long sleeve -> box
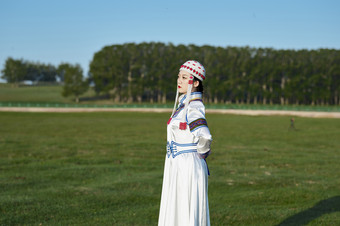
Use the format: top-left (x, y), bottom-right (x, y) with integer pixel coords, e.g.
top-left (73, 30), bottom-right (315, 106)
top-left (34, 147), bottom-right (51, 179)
top-left (187, 101), bottom-right (212, 155)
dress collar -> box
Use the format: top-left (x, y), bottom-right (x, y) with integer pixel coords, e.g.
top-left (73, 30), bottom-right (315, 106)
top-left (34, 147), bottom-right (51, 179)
top-left (178, 92), bottom-right (203, 105)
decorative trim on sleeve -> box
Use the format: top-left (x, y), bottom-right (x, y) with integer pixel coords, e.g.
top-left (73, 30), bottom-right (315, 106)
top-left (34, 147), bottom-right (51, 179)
top-left (189, 118), bottom-right (208, 131)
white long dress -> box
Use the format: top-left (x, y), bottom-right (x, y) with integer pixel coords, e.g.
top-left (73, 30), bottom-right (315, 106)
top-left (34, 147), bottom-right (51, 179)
top-left (158, 92), bottom-right (212, 226)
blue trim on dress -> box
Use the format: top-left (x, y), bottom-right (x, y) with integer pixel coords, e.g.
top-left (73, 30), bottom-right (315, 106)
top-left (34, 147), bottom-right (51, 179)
top-left (172, 104), bottom-right (185, 118)
top-left (191, 91), bottom-right (202, 95)
top-left (167, 141), bottom-right (198, 158)
top-left (172, 149), bottom-right (197, 158)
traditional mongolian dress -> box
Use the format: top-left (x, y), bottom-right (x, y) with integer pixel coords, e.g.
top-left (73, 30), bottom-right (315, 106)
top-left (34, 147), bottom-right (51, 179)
top-left (158, 92), bottom-right (212, 226)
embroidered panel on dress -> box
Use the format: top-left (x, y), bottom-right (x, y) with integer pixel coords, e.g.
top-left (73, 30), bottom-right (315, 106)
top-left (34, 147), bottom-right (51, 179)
top-left (189, 118), bottom-right (208, 131)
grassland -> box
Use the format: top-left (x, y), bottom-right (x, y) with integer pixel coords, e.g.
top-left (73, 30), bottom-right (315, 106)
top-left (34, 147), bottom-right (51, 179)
top-left (0, 84), bottom-right (95, 104)
top-left (0, 111), bottom-right (339, 225)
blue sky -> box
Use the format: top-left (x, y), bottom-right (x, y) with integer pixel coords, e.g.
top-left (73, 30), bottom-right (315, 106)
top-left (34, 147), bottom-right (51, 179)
top-left (1, 0), bottom-right (339, 80)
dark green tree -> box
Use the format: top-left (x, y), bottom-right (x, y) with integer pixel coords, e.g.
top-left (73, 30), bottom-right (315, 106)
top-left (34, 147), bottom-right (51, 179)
top-left (1, 58), bottom-right (27, 85)
top-left (58, 63), bottom-right (88, 103)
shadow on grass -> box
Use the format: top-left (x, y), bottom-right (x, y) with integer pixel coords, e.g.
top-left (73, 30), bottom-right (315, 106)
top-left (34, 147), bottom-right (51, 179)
top-left (79, 94), bottom-right (110, 102)
top-left (277, 196), bottom-right (340, 225)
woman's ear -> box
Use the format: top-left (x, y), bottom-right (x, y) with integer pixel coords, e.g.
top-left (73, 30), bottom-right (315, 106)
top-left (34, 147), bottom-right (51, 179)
top-left (194, 80), bottom-right (199, 88)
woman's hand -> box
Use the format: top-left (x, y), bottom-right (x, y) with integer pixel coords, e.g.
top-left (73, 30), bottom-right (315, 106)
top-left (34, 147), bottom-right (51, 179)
top-left (199, 150), bottom-right (211, 159)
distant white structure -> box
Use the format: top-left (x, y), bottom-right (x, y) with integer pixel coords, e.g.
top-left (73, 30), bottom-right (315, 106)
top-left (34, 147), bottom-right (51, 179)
top-left (21, 80), bottom-right (34, 85)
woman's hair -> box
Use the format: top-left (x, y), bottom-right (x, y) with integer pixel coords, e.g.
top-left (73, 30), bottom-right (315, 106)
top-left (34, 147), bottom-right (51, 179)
top-left (193, 77), bottom-right (204, 93)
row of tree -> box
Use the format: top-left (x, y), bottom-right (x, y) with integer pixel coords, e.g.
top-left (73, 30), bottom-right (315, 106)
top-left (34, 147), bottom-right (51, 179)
top-left (2, 42), bottom-right (340, 105)
top-left (90, 42), bottom-right (340, 105)
top-left (1, 58), bottom-right (88, 102)
top-left (1, 58), bottom-right (61, 83)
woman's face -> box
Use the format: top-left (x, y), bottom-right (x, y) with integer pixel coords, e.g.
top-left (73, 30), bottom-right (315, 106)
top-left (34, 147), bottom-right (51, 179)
top-left (177, 71), bottom-right (192, 94)
top-left (177, 71), bottom-right (199, 94)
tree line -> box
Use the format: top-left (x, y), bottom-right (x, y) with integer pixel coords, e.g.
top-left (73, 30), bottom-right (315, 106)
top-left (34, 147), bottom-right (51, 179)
top-left (1, 58), bottom-right (88, 102)
top-left (90, 42), bottom-right (340, 105)
top-left (2, 42), bottom-right (340, 105)
top-left (1, 58), bottom-right (61, 83)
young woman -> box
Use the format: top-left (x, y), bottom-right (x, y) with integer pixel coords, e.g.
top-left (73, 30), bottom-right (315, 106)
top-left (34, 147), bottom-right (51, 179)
top-left (158, 60), bottom-right (212, 226)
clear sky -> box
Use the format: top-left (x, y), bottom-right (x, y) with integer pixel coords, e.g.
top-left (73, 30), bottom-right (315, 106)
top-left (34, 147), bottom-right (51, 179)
top-left (1, 0), bottom-right (339, 80)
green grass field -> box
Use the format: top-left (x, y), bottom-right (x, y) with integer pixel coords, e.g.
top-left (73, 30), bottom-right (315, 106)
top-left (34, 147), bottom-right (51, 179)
top-left (0, 111), bottom-right (339, 225)
top-left (0, 84), bottom-right (95, 104)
